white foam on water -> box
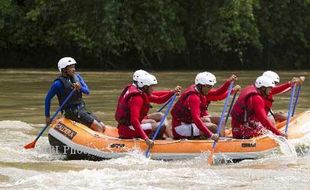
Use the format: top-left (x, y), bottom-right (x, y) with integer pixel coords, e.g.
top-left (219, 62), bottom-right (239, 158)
top-left (287, 130), bottom-right (310, 156)
top-left (0, 121), bottom-right (65, 163)
top-left (0, 141), bottom-right (65, 163)
top-left (0, 162), bottom-right (223, 190)
top-left (0, 120), bottom-right (34, 130)
top-left (2, 156), bottom-right (310, 190)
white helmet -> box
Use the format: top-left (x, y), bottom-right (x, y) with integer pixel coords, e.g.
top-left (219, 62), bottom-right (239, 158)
top-left (133, 69), bottom-right (149, 81)
top-left (263, 71), bottom-right (280, 83)
top-left (195, 72), bottom-right (217, 86)
top-left (58, 57), bottom-right (77, 72)
top-left (137, 74), bottom-right (158, 88)
top-left (255, 75), bottom-right (275, 88)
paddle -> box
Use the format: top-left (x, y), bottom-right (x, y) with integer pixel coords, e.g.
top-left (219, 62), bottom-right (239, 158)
top-left (157, 95), bottom-right (175, 112)
top-left (284, 84), bottom-right (296, 134)
top-left (24, 89), bottom-right (76, 149)
top-left (291, 85), bottom-right (301, 117)
top-left (145, 94), bottom-right (177, 158)
top-left (224, 92), bottom-right (238, 124)
top-left (208, 82), bottom-right (234, 165)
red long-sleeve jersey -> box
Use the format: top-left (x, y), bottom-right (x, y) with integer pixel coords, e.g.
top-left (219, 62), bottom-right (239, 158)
top-left (270, 81), bottom-right (292, 99)
top-left (186, 95), bottom-right (213, 137)
top-left (247, 95), bottom-right (282, 135)
top-left (126, 90), bottom-right (174, 139)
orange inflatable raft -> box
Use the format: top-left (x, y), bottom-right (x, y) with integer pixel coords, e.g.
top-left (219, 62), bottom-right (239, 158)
top-left (48, 111), bottom-right (310, 161)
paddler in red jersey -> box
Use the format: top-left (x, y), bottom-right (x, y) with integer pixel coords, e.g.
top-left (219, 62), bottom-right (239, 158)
top-left (171, 71), bottom-right (237, 140)
top-left (115, 73), bottom-right (179, 147)
top-left (115, 69), bottom-right (181, 139)
top-left (262, 71), bottom-right (305, 124)
top-left (231, 75), bottom-right (289, 139)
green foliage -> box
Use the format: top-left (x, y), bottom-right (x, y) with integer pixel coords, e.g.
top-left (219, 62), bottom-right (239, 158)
top-left (199, 1), bottom-right (260, 51)
top-left (256, 0), bottom-right (310, 68)
top-left (0, 0), bottom-right (309, 69)
top-left (180, 0), bottom-right (261, 64)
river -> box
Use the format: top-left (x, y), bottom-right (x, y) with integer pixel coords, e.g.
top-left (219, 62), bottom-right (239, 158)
top-left (0, 69), bottom-right (309, 189)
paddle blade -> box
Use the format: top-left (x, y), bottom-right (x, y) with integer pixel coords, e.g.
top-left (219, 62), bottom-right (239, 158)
top-left (24, 141), bottom-right (36, 149)
top-left (145, 150), bottom-right (150, 158)
top-left (208, 149), bottom-right (214, 165)
top-left (145, 145), bottom-right (151, 158)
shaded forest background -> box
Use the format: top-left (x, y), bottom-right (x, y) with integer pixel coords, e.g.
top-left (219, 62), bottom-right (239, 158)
top-left (0, 0), bottom-right (309, 70)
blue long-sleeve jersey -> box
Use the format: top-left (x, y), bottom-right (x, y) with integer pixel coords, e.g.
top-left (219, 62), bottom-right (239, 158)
top-left (45, 74), bottom-right (90, 117)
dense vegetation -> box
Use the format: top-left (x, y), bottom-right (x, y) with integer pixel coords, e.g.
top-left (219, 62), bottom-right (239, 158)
top-left (0, 0), bottom-right (309, 70)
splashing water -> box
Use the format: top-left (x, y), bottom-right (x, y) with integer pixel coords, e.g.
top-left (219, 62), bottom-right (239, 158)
top-left (2, 121), bottom-right (310, 189)
top-left (262, 130), bottom-right (297, 157)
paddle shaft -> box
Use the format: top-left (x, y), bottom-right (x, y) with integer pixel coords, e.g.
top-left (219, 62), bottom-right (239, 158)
top-left (291, 85), bottom-right (301, 117)
top-left (208, 82), bottom-right (234, 165)
top-left (145, 94), bottom-right (177, 157)
top-left (157, 95), bottom-right (174, 112)
top-left (212, 82), bottom-right (234, 148)
top-left (34, 89), bottom-right (76, 143)
top-left (285, 84), bottom-right (296, 134)
top-left (224, 92), bottom-right (238, 124)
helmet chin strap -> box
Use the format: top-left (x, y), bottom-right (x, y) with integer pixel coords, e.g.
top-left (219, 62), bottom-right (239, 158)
top-left (139, 86), bottom-right (148, 93)
top-left (195, 84), bottom-right (202, 94)
top-left (196, 84), bottom-right (203, 94)
top-left (61, 68), bottom-right (69, 77)
top-left (260, 87), bottom-right (268, 97)
top-left (196, 84), bottom-right (211, 95)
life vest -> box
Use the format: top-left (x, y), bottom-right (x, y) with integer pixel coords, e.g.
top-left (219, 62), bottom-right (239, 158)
top-left (231, 85), bottom-right (270, 123)
top-left (55, 75), bottom-right (83, 110)
top-left (116, 84), bottom-right (131, 107)
top-left (171, 85), bottom-right (206, 124)
top-left (115, 85), bottom-right (151, 125)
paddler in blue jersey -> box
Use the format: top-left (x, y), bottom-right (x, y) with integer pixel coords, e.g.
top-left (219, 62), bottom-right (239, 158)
top-left (45, 57), bottom-right (105, 132)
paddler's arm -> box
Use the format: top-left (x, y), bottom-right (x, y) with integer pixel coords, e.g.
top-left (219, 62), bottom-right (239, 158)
top-left (45, 81), bottom-right (62, 125)
top-left (188, 95), bottom-right (218, 141)
top-left (270, 81), bottom-right (291, 95)
top-left (207, 85), bottom-right (240, 101)
top-left (207, 75), bottom-right (237, 96)
top-left (129, 95), bottom-right (155, 147)
top-left (152, 90), bottom-right (170, 96)
top-left (72, 74), bottom-right (90, 95)
top-left (149, 91), bottom-right (175, 104)
top-left (129, 95), bottom-right (149, 140)
top-left (251, 96), bottom-right (287, 138)
top-left (152, 86), bottom-right (182, 96)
